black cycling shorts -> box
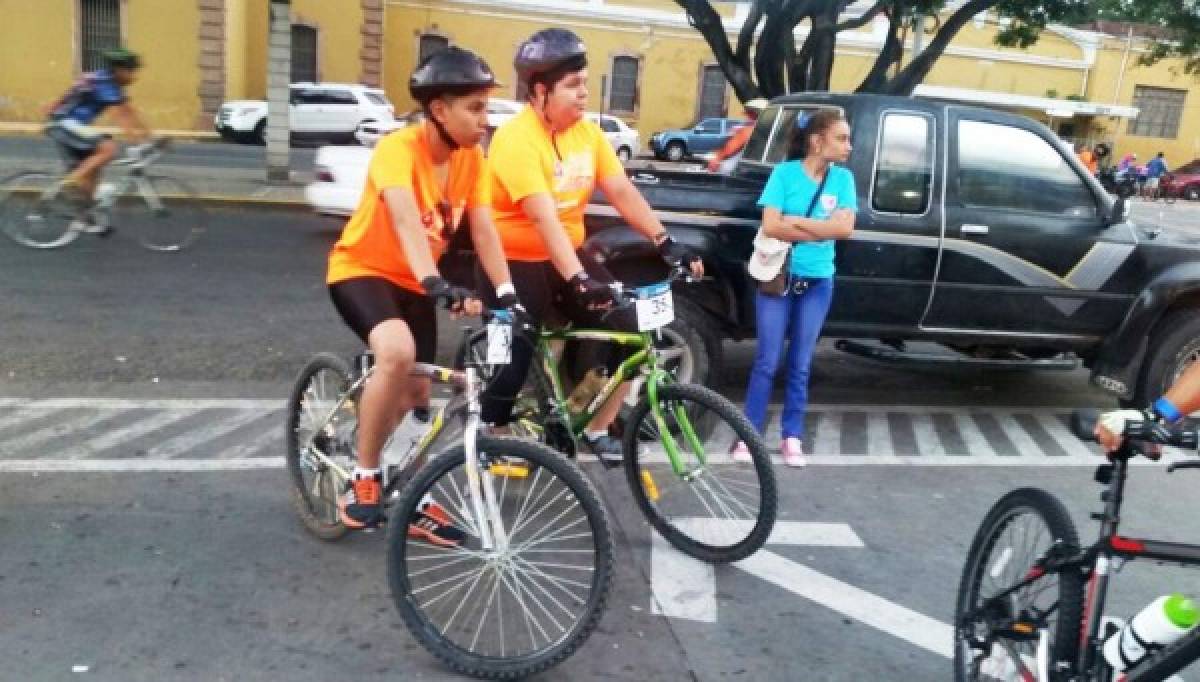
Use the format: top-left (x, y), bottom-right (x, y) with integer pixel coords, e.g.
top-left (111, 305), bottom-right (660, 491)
top-left (45, 120), bottom-right (111, 167)
top-left (328, 277), bottom-right (437, 363)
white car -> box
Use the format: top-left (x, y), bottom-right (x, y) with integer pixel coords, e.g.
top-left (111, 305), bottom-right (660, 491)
top-left (352, 98), bottom-right (524, 148)
top-left (306, 144), bottom-right (373, 217)
top-left (214, 83), bottom-right (395, 145)
top-left (586, 113), bottom-right (640, 162)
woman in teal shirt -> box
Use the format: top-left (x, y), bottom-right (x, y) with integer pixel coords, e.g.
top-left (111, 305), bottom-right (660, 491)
top-left (734, 108), bottom-right (856, 467)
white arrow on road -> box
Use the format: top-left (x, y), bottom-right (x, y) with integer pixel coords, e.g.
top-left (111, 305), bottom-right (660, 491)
top-left (650, 519), bottom-right (954, 659)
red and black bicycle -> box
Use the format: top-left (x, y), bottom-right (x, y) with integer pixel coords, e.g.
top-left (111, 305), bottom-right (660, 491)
top-left (954, 410), bottom-right (1200, 681)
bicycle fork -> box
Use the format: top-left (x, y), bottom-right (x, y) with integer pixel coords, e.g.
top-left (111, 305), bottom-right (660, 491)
top-left (463, 368), bottom-right (510, 553)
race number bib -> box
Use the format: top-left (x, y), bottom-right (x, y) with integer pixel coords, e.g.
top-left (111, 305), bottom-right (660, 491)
top-left (634, 282), bottom-right (674, 331)
top-left (486, 313), bottom-right (513, 365)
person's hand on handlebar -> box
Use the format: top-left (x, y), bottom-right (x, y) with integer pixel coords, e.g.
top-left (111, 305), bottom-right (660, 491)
top-left (655, 234), bottom-right (704, 280)
top-left (1095, 406), bottom-right (1174, 454)
top-left (422, 275), bottom-right (482, 317)
top-left (568, 272), bottom-right (617, 311)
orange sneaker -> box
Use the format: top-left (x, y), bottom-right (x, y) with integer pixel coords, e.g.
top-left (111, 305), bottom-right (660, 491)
top-left (338, 473), bottom-right (384, 529)
top-left (407, 503), bottom-right (468, 548)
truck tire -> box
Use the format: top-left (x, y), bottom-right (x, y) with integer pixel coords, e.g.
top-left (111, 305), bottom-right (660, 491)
top-left (665, 297), bottom-right (722, 387)
top-left (1130, 309), bottom-right (1200, 407)
top-left (251, 119), bottom-right (266, 145)
top-left (665, 141), bottom-right (686, 163)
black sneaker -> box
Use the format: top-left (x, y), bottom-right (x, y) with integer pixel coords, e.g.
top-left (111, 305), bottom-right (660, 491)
top-left (338, 473), bottom-right (384, 530)
top-left (583, 433), bottom-right (624, 465)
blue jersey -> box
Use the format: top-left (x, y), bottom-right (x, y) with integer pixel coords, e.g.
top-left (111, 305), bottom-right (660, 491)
top-left (1147, 157), bottom-right (1168, 179)
top-left (49, 70), bottom-right (126, 125)
top-left (756, 161), bottom-right (857, 278)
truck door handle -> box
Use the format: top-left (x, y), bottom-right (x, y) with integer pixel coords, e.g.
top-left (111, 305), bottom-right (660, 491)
top-left (961, 224), bottom-right (990, 236)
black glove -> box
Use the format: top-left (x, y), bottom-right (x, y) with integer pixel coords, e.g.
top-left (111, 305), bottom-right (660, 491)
top-left (421, 275), bottom-right (475, 311)
top-left (657, 234), bottom-right (701, 270)
top-left (568, 272), bottom-right (617, 309)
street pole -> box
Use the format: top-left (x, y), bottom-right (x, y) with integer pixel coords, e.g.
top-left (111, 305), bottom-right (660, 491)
top-left (266, 0), bottom-right (291, 184)
top-left (912, 14), bottom-right (925, 57)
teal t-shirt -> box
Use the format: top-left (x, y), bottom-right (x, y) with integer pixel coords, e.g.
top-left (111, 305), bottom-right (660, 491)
top-left (756, 161), bottom-right (857, 278)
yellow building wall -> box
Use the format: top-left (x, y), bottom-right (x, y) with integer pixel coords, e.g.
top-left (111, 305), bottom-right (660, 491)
top-left (125, 0), bottom-right (202, 129)
top-left (0, 0), bottom-right (76, 121)
top-left (226, 0), bottom-right (250, 100)
top-left (292, 0), bottom-right (365, 83)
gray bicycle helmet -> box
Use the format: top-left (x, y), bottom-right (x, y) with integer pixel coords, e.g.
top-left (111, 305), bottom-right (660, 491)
top-left (409, 46), bottom-right (499, 102)
top-left (514, 28), bottom-right (587, 86)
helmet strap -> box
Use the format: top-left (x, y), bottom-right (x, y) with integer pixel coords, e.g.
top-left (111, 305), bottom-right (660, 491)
top-left (422, 101), bottom-right (460, 151)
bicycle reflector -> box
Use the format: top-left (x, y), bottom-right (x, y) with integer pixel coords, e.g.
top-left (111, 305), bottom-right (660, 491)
top-left (641, 468), bottom-right (660, 502)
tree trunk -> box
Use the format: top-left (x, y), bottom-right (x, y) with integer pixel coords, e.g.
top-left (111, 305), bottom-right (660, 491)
top-left (856, 10), bottom-right (905, 93)
top-left (266, 0), bottom-right (291, 184)
top-left (676, 0), bottom-right (761, 101)
top-left (881, 0), bottom-right (992, 95)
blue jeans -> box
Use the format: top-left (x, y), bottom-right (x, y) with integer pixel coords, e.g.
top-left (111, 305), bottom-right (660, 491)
top-left (743, 277), bottom-right (834, 440)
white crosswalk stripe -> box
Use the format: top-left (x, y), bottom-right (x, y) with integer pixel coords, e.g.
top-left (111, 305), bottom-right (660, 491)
top-left (0, 398), bottom-right (1164, 468)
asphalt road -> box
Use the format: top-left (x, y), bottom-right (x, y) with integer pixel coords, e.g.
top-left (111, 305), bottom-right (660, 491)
top-left (5, 205), bottom-right (1200, 681)
top-left (0, 136), bottom-right (318, 171)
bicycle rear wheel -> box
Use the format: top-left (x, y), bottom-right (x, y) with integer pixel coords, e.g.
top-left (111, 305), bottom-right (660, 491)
top-left (115, 175), bottom-right (205, 252)
top-left (623, 382), bottom-right (776, 563)
top-left (954, 487), bottom-right (1083, 681)
top-left (285, 353), bottom-right (359, 541)
top-left (0, 172), bottom-right (80, 249)
top-left (388, 436), bottom-right (613, 680)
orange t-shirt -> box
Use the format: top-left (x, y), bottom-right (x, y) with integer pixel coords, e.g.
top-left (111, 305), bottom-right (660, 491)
top-left (327, 123), bottom-right (489, 292)
top-left (714, 124), bottom-right (754, 163)
top-left (487, 105), bottom-right (625, 262)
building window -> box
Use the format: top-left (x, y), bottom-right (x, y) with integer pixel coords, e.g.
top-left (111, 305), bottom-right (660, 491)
top-left (291, 25), bottom-right (318, 83)
top-left (1129, 85), bottom-right (1186, 139)
top-left (418, 33), bottom-right (449, 64)
top-left (697, 64), bottom-right (727, 120)
top-left (608, 55), bottom-right (640, 113)
top-left (80, 0), bottom-right (122, 72)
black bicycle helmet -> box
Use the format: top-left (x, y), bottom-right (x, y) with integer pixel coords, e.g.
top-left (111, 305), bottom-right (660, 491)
top-left (409, 46), bottom-right (498, 102)
top-left (409, 47), bottom-right (498, 149)
top-left (103, 47), bottom-right (141, 70)
top-left (514, 28), bottom-right (587, 86)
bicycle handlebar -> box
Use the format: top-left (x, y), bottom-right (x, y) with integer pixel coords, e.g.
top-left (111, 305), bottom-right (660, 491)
top-left (1070, 409), bottom-right (1199, 449)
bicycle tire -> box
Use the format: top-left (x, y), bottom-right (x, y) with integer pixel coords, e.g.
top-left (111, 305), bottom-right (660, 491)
top-left (285, 353), bottom-right (358, 541)
top-left (0, 171), bottom-right (80, 249)
top-left (116, 175), bottom-right (205, 252)
top-left (387, 436), bottom-right (614, 680)
top-left (623, 382), bottom-right (777, 563)
top-left (954, 487), bottom-right (1084, 682)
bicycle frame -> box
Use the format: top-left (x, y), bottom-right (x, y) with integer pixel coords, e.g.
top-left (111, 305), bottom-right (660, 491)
top-left (967, 449), bottom-right (1200, 681)
top-left (533, 326), bottom-right (706, 478)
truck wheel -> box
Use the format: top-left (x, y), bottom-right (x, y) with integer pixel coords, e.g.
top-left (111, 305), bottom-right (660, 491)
top-left (251, 120), bottom-right (266, 145)
top-left (662, 298), bottom-right (722, 387)
top-left (1130, 309), bottom-right (1200, 407)
top-left (1186, 186), bottom-right (1200, 201)
top-left (665, 141), bottom-right (686, 163)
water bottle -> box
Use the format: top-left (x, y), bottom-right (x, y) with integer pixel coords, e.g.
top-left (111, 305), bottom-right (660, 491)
top-left (94, 181), bottom-right (118, 209)
top-left (1103, 594), bottom-right (1199, 671)
top-left (566, 367), bottom-right (608, 414)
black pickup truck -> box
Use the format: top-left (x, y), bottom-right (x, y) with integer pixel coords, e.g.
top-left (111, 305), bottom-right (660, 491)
top-left (581, 92), bottom-right (1200, 407)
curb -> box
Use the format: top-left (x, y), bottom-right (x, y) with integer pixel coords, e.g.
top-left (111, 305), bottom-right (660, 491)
top-left (0, 122), bottom-right (221, 143)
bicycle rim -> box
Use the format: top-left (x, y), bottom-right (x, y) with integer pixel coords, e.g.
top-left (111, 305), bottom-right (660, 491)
top-left (286, 354), bottom-right (358, 541)
top-left (388, 437), bottom-right (612, 679)
top-left (0, 172), bottom-right (79, 249)
top-left (954, 489), bottom-right (1082, 681)
top-left (623, 382), bottom-right (776, 563)
top-left (117, 176), bottom-right (204, 252)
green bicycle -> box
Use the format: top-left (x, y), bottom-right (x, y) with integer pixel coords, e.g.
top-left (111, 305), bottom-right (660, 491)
top-left (459, 271), bottom-right (777, 564)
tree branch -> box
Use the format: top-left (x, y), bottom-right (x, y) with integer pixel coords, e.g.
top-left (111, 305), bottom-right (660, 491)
top-left (883, 0), bottom-right (994, 95)
top-left (735, 0), bottom-right (764, 65)
top-left (833, 0), bottom-right (890, 32)
top-left (675, 0), bottom-right (760, 101)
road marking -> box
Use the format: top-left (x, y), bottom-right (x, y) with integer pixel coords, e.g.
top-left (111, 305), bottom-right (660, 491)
top-left (954, 414), bottom-right (997, 457)
top-left (143, 409), bottom-right (277, 458)
top-left (649, 518), bottom-right (953, 658)
top-left (866, 412), bottom-right (891, 455)
top-left (0, 458), bottom-right (284, 472)
top-left (812, 411), bottom-right (841, 455)
top-left (650, 520), bottom-right (864, 623)
top-left (62, 410), bottom-right (198, 459)
top-left (25, 398), bottom-right (285, 409)
top-left (0, 410), bottom-right (113, 453)
top-left (910, 414), bottom-right (945, 456)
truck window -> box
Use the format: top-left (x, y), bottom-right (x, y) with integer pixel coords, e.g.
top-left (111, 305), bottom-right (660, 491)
top-left (873, 113), bottom-right (934, 214)
top-left (742, 106), bottom-right (779, 162)
top-left (765, 107), bottom-right (824, 164)
top-left (957, 120), bottom-right (1096, 218)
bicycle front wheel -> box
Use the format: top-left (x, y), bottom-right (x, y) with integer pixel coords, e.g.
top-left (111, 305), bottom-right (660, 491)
top-left (285, 353), bottom-right (359, 541)
top-left (115, 175), bottom-right (205, 252)
top-left (954, 487), bottom-right (1083, 682)
top-left (0, 172), bottom-right (80, 249)
top-left (388, 436), bottom-right (613, 680)
top-left (623, 382), bottom-right (776, 563)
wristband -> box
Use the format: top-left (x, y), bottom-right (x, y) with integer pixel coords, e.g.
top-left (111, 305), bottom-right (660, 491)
top-left (495, 282), bottom-right (516, 300)
top-left (1153, 397), bottom-right (1183, 424)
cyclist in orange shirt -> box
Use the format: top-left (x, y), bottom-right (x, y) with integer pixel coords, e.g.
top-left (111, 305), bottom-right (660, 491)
top-left (326, 48), bottom-right (516, 536)
top-left (477, 29), bottom-right (703, 462)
